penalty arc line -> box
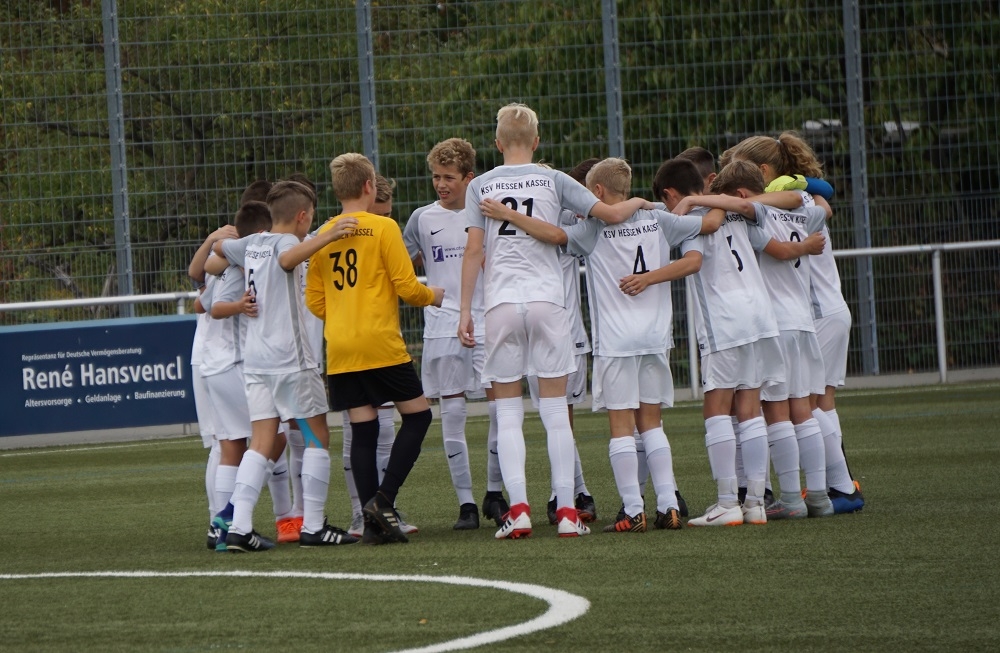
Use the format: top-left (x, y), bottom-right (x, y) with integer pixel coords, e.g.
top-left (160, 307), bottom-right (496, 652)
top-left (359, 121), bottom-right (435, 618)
top-left (0, 570), bottom-right (590, 653)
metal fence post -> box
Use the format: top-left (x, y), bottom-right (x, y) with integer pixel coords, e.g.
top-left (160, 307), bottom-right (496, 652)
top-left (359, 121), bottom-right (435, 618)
top-left (356, 0), bottom-right (379, 171)
top-left (101, 0), bottom-right (134, 316)
top-left (601, 0), bottom-right (625, 159)
top-left (842, 0), bottom-right (878, 374)
top-left (932, 249), bottom-right (947, 383)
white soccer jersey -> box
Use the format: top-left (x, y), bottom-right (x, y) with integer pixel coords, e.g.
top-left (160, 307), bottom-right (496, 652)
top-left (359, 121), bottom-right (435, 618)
top-left (190, 310), bottom-right (209, 367)
top-left (681, 208), bottom-right (779, 354)
top-left (404, 201), bottom-right (485, 339)
top-left (755, 202), bottom-right (828, 333)
top-left (565, 208), bottom-right (702, 357)
top-left (199, 263), bottom-right (246, 377)
top-left (797, 193), bottom-right (850, 319)
top-left (465, 164), bottom-right (599, 311)
top-left (557, 210), bottom-right (591, 355)
top-left (300, 232), bottom-right (325, 367)
top-left (221, 232), bottom-right (319, 375)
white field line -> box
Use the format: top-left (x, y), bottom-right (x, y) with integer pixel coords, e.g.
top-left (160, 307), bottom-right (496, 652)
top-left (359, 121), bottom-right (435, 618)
top-left (0, 438), bottom-right (194, 458)
top-left (0, 570), bottom-right (590, 653)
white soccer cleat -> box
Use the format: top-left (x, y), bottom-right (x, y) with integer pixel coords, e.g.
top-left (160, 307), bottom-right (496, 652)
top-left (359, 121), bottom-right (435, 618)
top-left (742, 503), bottom-right (767, 525)
top-left (495, 505), bottom-right (532, 540)
top-left (805, 491), bottom-right (835, 518)
top-left (556, 516), bottom-right (591, 538)
top-left (348, 512), bottom-right (364, 538)
top-left (765, 499), bottom-right (808, 520)
top-left (687, 503), bottom-right (744, 527)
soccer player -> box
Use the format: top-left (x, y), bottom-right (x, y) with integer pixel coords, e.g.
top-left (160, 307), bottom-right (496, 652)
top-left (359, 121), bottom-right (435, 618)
top-left (483, 157), bottom-right (722, 532)
top-left (705, 159), bottom-right (833, 521)
top-left (459, 103), bottom-right (653, 539)
top-left (207, 180), bottom-right (360, 551)
top-left (306, 153), bottom-right (444, 545)
top-left (403, 137), bottom-right (505, 530)
top-left (721, 134), bottom-right (863, 513)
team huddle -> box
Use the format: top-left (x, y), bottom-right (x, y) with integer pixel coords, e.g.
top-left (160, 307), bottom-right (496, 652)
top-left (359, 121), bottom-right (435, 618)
top-left (189, 102), bottom-right (865, 552)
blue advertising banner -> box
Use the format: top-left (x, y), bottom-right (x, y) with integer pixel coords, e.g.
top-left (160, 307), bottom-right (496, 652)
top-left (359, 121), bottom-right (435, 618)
top-left (1, 315), bottom-right (197, 437)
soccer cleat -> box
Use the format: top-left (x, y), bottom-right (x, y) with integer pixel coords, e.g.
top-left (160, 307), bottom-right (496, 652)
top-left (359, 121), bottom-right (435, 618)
top-left (653, 508), bottom-right (682, 530)
top-left (206, 526), bottom-right (218, 550)
top-left (805, 490), bottom-right (835, 518)
top-left (299, 520), bottom-right (358, 547)
top-left (546, 498), bottom-right (558, 525)
top-left (764, 488), bottom-right (777, 510)
top-left (740, 486), bottom-right (776, 507)
top-left (765, 499), bottom-right (808, 520)
top-left (687, 503), bottom-right (744, 527)
top-left (211, 514), bottom-right (232, 553)
top-left (481, 491), bottom-right (510, 528)
top-left (575, 493), bottom-right (597, 523)
top-left (363, 492), bottom-right (409, 543)
top-left (226, 530), bottom-right (275, 553)
top-left (829, 487), bottom-right (865, 514)
top-left (742, 503), bottom-right (767, 525)
top-left (603, 511), bottom-right (647, 533)
top-left (395, 510), bottom-right (419, 535)
top-left (495, 503), bottom-right (532, 540)
top-left (675, 491), bottom-right (689, 519)
top-left (453, 503), bottom-right (480, 530)
top-left (556, 507), bottom-right (591, 538)
top-left (348, 513), bottom-right (364, 538)
top-left (361, 522), bottom-right (393, 546)
top-left (275, 516), bottom-right (302, 544)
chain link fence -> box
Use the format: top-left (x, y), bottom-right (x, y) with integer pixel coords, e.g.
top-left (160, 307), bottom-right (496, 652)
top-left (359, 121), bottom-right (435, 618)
top-left (3, 1), bottom-right (998, 381)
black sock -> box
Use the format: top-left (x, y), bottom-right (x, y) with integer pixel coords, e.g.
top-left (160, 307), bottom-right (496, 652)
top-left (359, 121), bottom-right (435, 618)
top-left (379, 409), bottom-right (432, 503)
top-left (350, 418), bottom-right (380, 507)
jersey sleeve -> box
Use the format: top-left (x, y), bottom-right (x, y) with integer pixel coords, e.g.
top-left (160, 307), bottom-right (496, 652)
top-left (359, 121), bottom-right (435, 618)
top-left (383, 220), bottom-right (435, 307)
top-left (654, 210), bottom-right (704, 248)
top-left (563, 219), bottom-right (602, 258)
top-left (220, 237), bottom-right (248, 267)
top-left (746, 218), bottom-right (773, 252)
top-left (464, 182), bottom-right (486, 232)
top-left (680, 233), bottom-right (707, 256)
top-left (403, 207), bottom-right (423, 259)
top-left (199, 274), bottom-right (217, 314)
top-left (214, 266), bottom-right (245, 303)
top-left (554, 170), bottom-right (600, 217)
top-left (804, 206), bottom-right (828, 234)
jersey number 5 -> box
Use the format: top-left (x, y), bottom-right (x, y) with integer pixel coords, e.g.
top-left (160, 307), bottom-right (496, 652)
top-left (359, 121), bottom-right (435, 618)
top-left (726, 235), bottom-right (744, 272)
top-left (497, 197), bottom-right (534, 235)
top-left (330, 249), bottom-right (359, 290)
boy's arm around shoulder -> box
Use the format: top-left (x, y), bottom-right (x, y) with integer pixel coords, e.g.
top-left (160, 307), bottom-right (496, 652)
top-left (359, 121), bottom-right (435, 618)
top-left (763, 232), bottom-right (826, 260)
top-left (619, 249), bottom-right (703, 296)
top-left (480, 198), bottom-right (567, 245)
top-left (587, 196), bottom-right (655, 225)
top-left (278, 217), bottom-right (359, 270)
top-left (190, 225), bottom-right (238, 282)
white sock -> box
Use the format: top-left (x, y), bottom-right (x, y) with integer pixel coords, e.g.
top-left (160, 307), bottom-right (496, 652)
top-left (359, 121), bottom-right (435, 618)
top-left (639, 427), bottom-right (679, 512)
top-left (205, 441), bottom-right (221, 518)
top-left (573, 444), bottom-right (589, 496)
top-left (231, 450), bottom-right (268, 535)
top-left (214, 464), bottom-right (238, 512)
top-left (818, 408), bottom-right (854, 493)
top-left (767, 421), bottom-right (801, 501)
top-left (737, 417), bottom-right (769, 504)
top-left (795, 419), bottom-right (827, 493)
top-left (704, 415), bottom-right (737, 505)
top-left (486, 401), bottom-right (502, 492)
top-left (287, 428), bottom-right (306, 516)
top-left (732, 416), bottom-right (747, 489)
top-left (441, 396), bottom-right (474, 506)
top-left (376, 409), bottom-right (395, 484)
top-left (342, 412), bottom-right (362, 517)
top-left (633, 428), bottom-right (649, 494)
top-left (495, 397), bottom-right (527, 506)
top-left (609, 437), bottom-right (643, 517)
top-left (538, 396), bottom-right (574, 511)
top-left (268, 449), bottom-right (293, 520)
top-left (301, 447), bottom-right (331, 534)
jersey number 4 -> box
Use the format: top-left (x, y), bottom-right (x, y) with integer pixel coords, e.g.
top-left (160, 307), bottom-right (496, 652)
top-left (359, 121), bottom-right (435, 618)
top-left (497, 197), bottom-right (534, 235)
top-left (329, 249), bottom-right (359, 290)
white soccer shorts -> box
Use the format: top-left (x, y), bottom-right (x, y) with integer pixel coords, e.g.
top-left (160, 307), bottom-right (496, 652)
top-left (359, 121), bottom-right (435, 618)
top-left (191, 366), bottom-right (216, 448)
top-left (482, 302), bottom-right (575, 383)
top-left (700, 337), bottom-right (786, 393)
top-left (592, 352), bottom-right (674, 411)
top-left (244, 369), bottom-right (329, 422)
top-left (421, 336), bottom-right (486, 399)
top-left (815, 308), bottom-right (851, 388)
top-left (527, 353), bottom-right (588, 407)
top-left (760, 330), bottom-right (826, 402)
top-left (203, 364), bottom-right (253, 441)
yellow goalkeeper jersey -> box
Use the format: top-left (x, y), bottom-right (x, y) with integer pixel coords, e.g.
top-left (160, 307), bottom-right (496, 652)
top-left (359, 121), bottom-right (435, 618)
top-left (306, 212), bottom-right (435, 374)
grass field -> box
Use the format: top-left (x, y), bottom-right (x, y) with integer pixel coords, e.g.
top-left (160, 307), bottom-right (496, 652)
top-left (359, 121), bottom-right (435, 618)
top-left (2, 382), bottom-right (999, 652)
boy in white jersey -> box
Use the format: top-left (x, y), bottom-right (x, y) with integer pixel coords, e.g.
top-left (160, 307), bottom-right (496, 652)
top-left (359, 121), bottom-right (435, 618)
top-left (206, 180), bottom-right (359, 551)
top-left (459, 103), bottom-right (654, 539)
top-left (708, 160), bottom-right (834, 521)
top-left (485, 157), bottom-right (722, 532)
top-left (524, 158), bottom-right (599, 527)
top-left (404, 138), bottom-right (509, 531)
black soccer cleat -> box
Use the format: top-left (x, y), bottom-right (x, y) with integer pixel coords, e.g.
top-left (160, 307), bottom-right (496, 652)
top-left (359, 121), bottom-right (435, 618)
top-left (546, 498), bottom-right (558, 525)
top-left (299, 520), bottom-right (359, 547)
top-left (363, 491), bottom-right (409, 543)
top-left (481, 491), bottom-right (510, 528)
top-left (575, 493), bottom-right (597, 522)
top-left (675, 490), bottom-right (689, 519)
top-left (453, 503), bottom-right (480, 530)
top-left (225, 530), bottom-right (275, 553)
